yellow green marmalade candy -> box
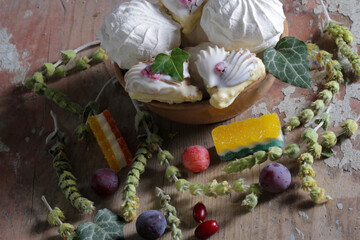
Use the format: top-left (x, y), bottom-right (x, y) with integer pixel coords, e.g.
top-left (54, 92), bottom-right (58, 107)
top-left (212, 113), bottom-right (284, 161)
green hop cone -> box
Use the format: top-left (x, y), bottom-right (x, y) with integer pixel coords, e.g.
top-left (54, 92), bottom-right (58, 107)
top-left (325, 60), bottom-right (341, 72)
top-left (47, 207), bottom-right (66, 226)
top-left (307, 43), bottom-right (320, 60)
top-left (92, 48), bottom-right (108, 63)
top-left (54, 65), bottom-right (67, 78)
top-left (316, 50), bottom-right (332, 67)
top-left (301, 176), bottom-right (317, 191)
top-left (321, 131), bottom-right (337, 148)
top-left (299, 164), bottom-right (315, 179)
top-left (254, 151), bottom-right (268, 164)
top-left (300, 109), bottom-right (314, 124)
top-left (203, 179), bottom-right (218, 197)
top-left (268, 146), bottom-right (283, 161)
top-left (317, 90), bottom-right (333, 105)
top-left (33, 72), bottom-right (44, 83)
top-left (241, 193), bottom-right (258, 211)
top-left (214, 181), bottom-right (232, 196)
top-left (310, 100), bottom-right (325, 115)
top-left (301, 128), bottom-right (318, 144)
top-left (315, 113), bottom-right (330, 130)
top-left (75, 56), bottom-right (91, 70)
top-left (341, 119), bottom-right (358, 137)
top-left (284, 116), bottom-right (301, 133)
top-left (298, 153), bottom-right (314, 165)
top-left (232, 178), bottom-right (249, 193)
top-left (189, 183), bottom-right (203, 196)
top-left (310, 187), bottom-right (325, 204)
top-left (61, 50), bottom-right (76, 65)
top-left (175, 179), bottom-right (190, 194)
top-left (249, 183), bottom-right (262, 196)
top-left (41, 63), bottom-right (55, 77)
top-left (165, 166), bottom-right (180, 182)
top-left (284, 143), bottom-right (300, 159)
top-left (325, 81), bottom-right (340, 94)
top-left (24, 76), bottom-right (36, 89)
top-left (58, 223), bottom-right (75, 238)
top-left (328, 70), bottom-right (344, 83)
top-left (157, 150), bottom-right (174, 165)
top-left (307, 142), bottom-right (322, 159)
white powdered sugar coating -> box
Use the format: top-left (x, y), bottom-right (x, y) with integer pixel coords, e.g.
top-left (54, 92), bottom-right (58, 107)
top-left (200, 0), bottom-right (285, 53)
top-left (97, 0), bottom-right (181, 69)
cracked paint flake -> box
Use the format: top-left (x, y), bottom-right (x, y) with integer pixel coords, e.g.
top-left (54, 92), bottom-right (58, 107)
top-left (295, 227), bottom-right (305, 240)
top-left (23, 10), bottom-right (32, 19)
top-left (298, 211), bottom-right (310, 220)
top-left (0, 137), bottom-right (10, 152)
top-left (337, 203), bottom-right (343, 210)
top-left (0, 28), bottom-right (29, 83)
top-left (251, 102), bottom-right (270, 117)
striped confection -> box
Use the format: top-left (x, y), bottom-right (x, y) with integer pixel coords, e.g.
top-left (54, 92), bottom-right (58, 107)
top-left (88, 110), bottom-right (132, 172)
top-left (212, 113), bottom-right (284, 161)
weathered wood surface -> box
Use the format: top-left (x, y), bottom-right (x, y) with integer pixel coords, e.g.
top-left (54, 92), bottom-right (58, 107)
top-left (0, 0), bottom-right (359, 239)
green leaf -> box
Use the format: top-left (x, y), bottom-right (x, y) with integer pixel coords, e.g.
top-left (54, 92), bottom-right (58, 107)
top-left (76, 208), bottom-right (125, 240)
top-left (151, 48), bottom-right (190, 82)
top-left (264, 36), bottom-right (311, 89)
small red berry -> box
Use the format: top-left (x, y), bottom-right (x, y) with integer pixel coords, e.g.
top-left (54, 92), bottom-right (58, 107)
top-left (195, 220), bottom-right (219, 239)
top-left (193, 202), bottom-right (207, 222)
top-left (182, 145), bottom-right (210, 173)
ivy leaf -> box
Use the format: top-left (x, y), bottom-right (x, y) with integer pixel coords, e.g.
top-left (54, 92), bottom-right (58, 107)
top-left (151, 48), bottom-right (190, 81)
top-left (264, 36), bottom-right (311, 89)
top-left (76, 208), bottom-right (125, 240)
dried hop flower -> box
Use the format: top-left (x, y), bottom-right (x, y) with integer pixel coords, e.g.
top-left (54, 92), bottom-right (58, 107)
top-left (321, 131), bottom-right (337, 148)
top-left (341, 119), bottom-right (358, 137)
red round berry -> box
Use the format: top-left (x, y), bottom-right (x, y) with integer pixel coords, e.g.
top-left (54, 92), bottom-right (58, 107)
top-left (195, 220), bottom-right (219, 239)
top-left (182, 145), bottom-right (210, 173)
top-left (193, 202), bottom-right (207, 222)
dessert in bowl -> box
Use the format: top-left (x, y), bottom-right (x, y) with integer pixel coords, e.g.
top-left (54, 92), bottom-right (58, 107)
top-left (100, 0), bottom-right (288, 124)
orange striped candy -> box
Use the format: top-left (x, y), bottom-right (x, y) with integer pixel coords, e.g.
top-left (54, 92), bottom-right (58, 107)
top-left (88, 110), bottom-right (132, 172)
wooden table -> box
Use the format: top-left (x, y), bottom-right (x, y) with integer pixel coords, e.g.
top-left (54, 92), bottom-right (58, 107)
top-left (0, 0), bottom-right (359, 239)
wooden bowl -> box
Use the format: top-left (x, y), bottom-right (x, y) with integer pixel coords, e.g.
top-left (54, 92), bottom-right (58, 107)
top-left (114, 21), bottom-right (288, 125)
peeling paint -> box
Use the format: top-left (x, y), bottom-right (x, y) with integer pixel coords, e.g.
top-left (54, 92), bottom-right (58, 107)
top-left (290, 234), bottom-right (295, 240)
top-left (251, 102), bottom-right (270, 117)
top-left (337, 203), bottom-right (343, 210)
top-left (326, 0), bottom-right (360, 45)
top-left (23, 10), bottom-right (33, 19)
top-left (298, 211), bottom-right (310, 220)
top-left (335, 220), bottom-right (342, 232)
top-left (0, 137), bottom-right (10, 152)
top-left (325, 138), bottom-right (360, 171)
top-left (25, 137), bottom-right (30, 143)
top-left (272, 86), bottom-right (311, 122)
top-left (0, 28), bottom-right (29, 83)
top-left (295, 227), bottom-right (305, 240)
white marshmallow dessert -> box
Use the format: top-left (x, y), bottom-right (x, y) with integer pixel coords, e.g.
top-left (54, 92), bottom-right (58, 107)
top-left (200, 0), bottom-right (285, 53)
top-left (98, 0), bottom-right (181, 69)
top-left (160, 0), bottom-right (207, 34)
top-left (195, 46), bottom-right (266, 109)
top-left (125, 59), bottom-right (203, 104)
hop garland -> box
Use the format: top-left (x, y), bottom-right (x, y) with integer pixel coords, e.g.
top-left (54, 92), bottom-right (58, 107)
top-left (156, 187), bottom-right (183, 240)
top-left (41, 196), bottom-right (79, 240)
top-left (222, 144), bottom-right (300, 174)
top-left (46, 111), bottom-right (94, 214)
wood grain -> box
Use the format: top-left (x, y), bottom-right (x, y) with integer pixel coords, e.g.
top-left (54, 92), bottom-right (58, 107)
top-left (0, 1), bottom-right (359, 240)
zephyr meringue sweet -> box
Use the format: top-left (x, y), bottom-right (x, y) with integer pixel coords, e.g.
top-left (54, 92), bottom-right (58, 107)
top-left (200, 0), bottom-right (285, 53)
top-left (97, 0), bottom-right (181, 69)
top-left (160, 0), bottom-right (207, 34)
top-left (125, 59), bottom-right (202, 104)
top-left (195, 46), bottom-right (266, 109)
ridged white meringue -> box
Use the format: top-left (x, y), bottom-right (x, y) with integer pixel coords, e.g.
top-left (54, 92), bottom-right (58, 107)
top-left (97, 0), bottom-right (181, 69)
top-left (125, 61), bottom-right (202, 104)
top-left (160, 0), bottom-right (207, 34)
top-left (195, 46), bottom-right (266, 109)
top-left (200, 0), bottom-right (285, 53)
